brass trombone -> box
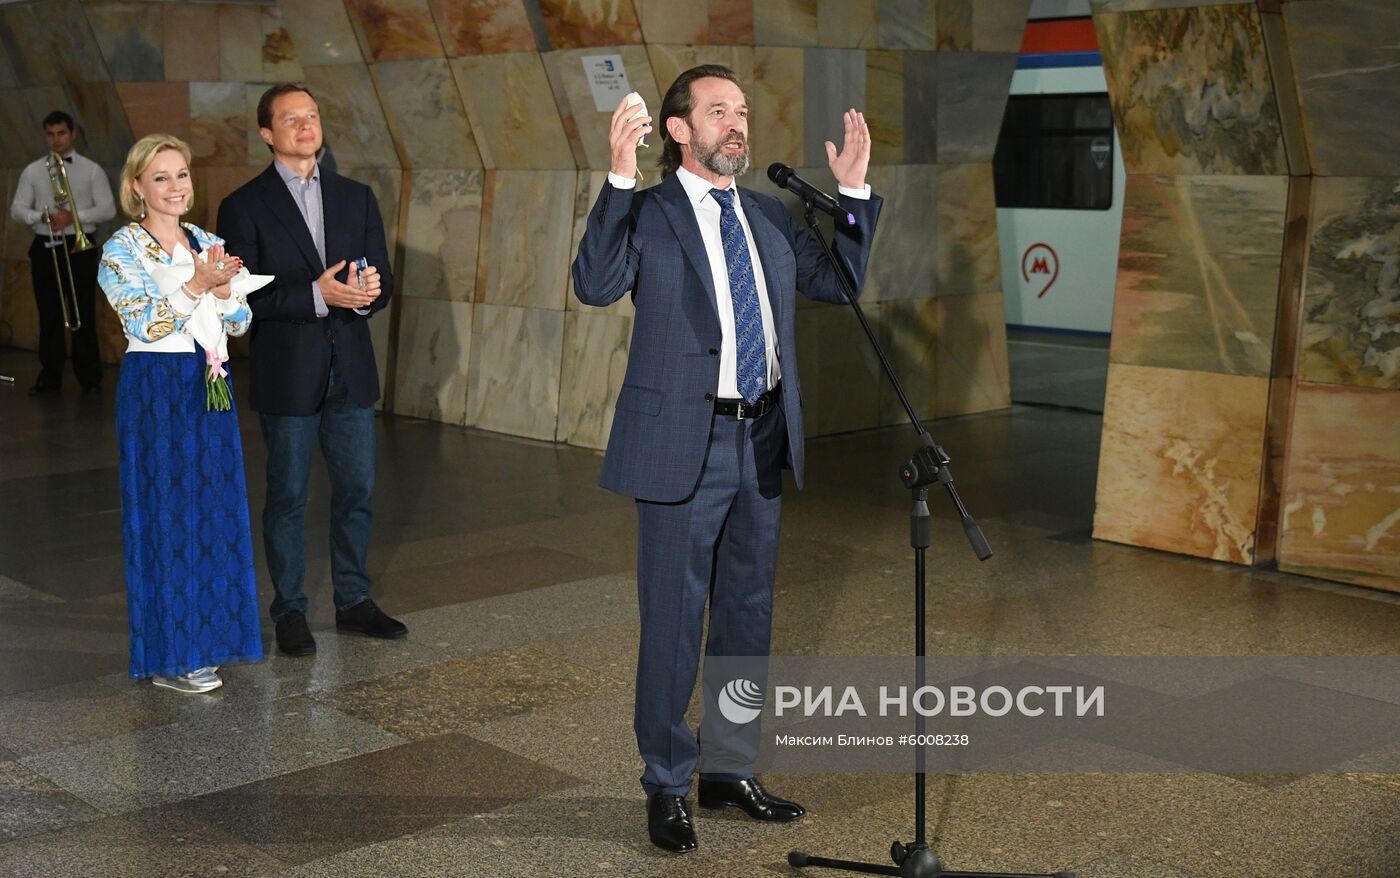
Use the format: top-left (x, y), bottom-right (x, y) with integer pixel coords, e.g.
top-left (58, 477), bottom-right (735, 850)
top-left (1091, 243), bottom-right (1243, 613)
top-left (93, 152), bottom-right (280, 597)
top-left (42, 151), bottom-right (93, 331)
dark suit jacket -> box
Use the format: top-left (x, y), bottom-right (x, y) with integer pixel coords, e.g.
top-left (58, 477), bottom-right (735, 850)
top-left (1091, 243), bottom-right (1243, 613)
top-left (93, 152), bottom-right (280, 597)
top-left (571, 173), bottom-right (882, 503)
top-left (216, 164), bottom-right (393, 416)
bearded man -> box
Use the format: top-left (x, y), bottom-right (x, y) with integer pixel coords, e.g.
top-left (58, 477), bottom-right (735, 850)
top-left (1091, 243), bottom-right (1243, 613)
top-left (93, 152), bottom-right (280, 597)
top-left (571, 64), bottom-right (881, 853)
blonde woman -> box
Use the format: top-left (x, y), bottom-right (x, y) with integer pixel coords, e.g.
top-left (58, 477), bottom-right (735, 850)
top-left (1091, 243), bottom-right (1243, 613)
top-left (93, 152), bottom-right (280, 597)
top-left (98, 134), bottom-right (267, 693)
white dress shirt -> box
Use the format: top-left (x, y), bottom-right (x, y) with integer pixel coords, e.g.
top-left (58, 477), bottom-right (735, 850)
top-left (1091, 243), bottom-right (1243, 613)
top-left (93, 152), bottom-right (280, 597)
top-left (9, 151), bottom-right (116, 240)
top-left (607, 166), bottom-right (870, 399)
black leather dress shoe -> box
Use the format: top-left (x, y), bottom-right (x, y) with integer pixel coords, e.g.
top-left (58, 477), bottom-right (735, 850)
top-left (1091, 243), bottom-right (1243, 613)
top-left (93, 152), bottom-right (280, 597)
top-left (275, 611), bottom-right (317, 656)
top-left (698, 777), bottom-right (805, 822)
top-left (647, 794), bottom-right (698, 853)
top-left (335, 599), bottom-right (408, 639)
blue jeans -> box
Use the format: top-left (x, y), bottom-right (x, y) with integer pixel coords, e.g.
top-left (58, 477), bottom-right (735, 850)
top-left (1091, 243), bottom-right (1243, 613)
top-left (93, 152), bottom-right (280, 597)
top-left (260, 362), bottom-right (376, 621)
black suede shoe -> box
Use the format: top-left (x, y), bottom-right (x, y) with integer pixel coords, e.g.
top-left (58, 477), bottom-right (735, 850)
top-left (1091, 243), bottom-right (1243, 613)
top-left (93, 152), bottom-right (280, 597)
top-left (647, 794), bottom-right (698, 853)
top-left (698, 777), bottom-right (805, 822)
top-left (275, 611), bottom-right (316, 656)
top-left (335, 599), bottom-right (408, 639)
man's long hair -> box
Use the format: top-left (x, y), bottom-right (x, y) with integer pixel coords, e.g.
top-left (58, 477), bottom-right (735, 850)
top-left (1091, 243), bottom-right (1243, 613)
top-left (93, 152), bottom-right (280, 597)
top-left (658, 64), bottom-right (744, 179)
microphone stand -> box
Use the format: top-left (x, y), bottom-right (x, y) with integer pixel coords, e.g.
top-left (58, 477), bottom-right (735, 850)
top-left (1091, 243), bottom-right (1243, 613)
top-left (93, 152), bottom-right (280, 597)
top-left (785, 201), bottom-right (1076, 878)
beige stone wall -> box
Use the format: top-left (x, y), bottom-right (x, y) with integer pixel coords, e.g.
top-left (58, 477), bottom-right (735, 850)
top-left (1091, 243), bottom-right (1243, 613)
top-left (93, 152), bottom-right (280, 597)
top-left (1090, 0), bottom-right (1399, 591)
top-left (0, 0), bottom-right (1021, 444)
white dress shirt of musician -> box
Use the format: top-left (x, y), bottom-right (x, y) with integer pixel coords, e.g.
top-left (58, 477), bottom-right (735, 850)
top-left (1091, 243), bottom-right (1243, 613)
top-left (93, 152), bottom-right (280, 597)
top-left (9, 120), bottom-right (116, 239)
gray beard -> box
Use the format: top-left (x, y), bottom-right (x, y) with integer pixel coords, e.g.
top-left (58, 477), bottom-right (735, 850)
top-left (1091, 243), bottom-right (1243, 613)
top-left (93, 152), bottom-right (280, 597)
top-left (694, 136), bottom-right (749, 177)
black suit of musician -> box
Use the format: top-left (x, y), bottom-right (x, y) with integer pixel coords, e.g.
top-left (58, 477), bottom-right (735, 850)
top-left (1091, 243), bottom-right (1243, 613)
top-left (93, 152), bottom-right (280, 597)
top-left (216, 84), bottom-right (406, 657)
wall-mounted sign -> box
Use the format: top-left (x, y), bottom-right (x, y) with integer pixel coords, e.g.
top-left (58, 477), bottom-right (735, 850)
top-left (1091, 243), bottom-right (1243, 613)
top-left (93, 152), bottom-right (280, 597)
top-left (581, 55), bottom-right (632, 112)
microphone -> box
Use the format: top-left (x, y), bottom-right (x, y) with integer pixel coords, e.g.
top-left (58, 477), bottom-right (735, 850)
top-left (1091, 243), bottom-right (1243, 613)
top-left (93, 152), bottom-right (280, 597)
top-left (767, 163), bottom-right (856, 227)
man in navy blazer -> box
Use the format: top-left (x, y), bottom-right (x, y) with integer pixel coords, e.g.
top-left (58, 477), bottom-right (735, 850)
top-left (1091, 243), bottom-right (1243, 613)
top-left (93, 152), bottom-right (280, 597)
top-left (217, 84), bottom-right (407, 658)
top-left (572, 65), bottom-right (881, 853)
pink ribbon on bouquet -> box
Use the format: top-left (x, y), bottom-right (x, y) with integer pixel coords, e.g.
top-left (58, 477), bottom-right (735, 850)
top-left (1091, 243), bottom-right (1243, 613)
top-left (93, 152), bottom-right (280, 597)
top-left (205, 347), bottom-right (229, 379)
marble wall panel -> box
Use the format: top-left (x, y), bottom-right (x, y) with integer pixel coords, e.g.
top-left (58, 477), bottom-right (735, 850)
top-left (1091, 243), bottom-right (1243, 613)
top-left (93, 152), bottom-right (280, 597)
top-left (0, 28), bottom-right (17, 89)
top-left (479, 170), bottom-right (577, 309)
top-left (865, 51), bottom-right (903, 165)
top-left (1094, 4), bottom-right (1287, 175)
top-left (645, 45), bottom-right (756, 103)
top-left (219, 4), bottom-right (265, 82)
top-left (795, 304), bottom-right (884, 436)
top-left (189, 82), bottom-right (249, 167)
top-left (818, 0), bottom-right (879, 49)
top-left (429, 0), bottom-right (537, 56)
top-left (878, 0), bottom-right (937, 50)
top-left (344, 0), bottom-right (445, 62)
top-left (393, 297), bottom-right (474, 424)
top-left (535, 0), bottom-right (643, 49)
top-left (538, 50), bottom-right (588, 170)
top-left (0, 0), bottom-right (107, 86)
top-left (4, 171), bottom-right (36, 262)
top-left (303, 65), bottom-right (400, 169)
top-left (374, 59), bottom-right (483, 169)
top-left (1257, 7), bottom-right (1309, 177)
top-left (1109, 174), bottom-right (1287, 377)
top-left (1092, 0), bottom-right (1253, 10)
top-left (450, 53), bottom-right (575, 170)
top-left (344, 166), bottom-right (406, 255)
top-left (0, 92), bottom-right (41, 168)
top-left (400, 169), bottom-right (484, 303)
top-left (804, 49), bottom-right (866, 169)
top-left (260, 6), bottom-right (304, 83)
top-left (277, 0), bottom-right (365, 66)
top-left (466, 303), bottom-right (565, 439)
top-left (162, 4), bottom-right (221, 82)
top-left (21, 86), bottom-right (69, 156)
top-left (935, 289), bottom-right (1011, 417)
top-left (3, 260), bottom-right (37, 351)
top-left (936, 52), bottom-right (1017, 164)
top-left (754, 0), bottom-right (819, 47)
top-left (67, 80), bottom-right (135, 170)
top-left (1285, 0), bottom-right (1400, 178)
top-left (972, 0), bottom-right (1030, 53)
top-left (902, 50), bottom-right (937, 164)
top-left (201, 166), bottom-right (262, 235)
top-left (1299, 176), bottom-right (1400, 390)
top-left (116, 81), bottom-right (191, 142)
top-left (877, 297), bottom-right (939, 425)
top-left (863, 164), bottom-right (939, 304)
top-left (1278, 382), bottom-right (1400, 591)
top-left (937, 162), bottom-right (1000, 296)
top-left (935, 0), bottom-right (973, 51)
top-left (752, 47), bottom-right (805, 172)
top-left (244, 86), bottom-right (267, 169)
top-left (635, 0), bottom-right (708, 44)
top-left (1094, 363), bottom-right (1270, 564)
top-left (544, 45), bottom-right (659, 172)
top-left (710, 0), bottom-right (754, 44)
top-left (86, 2), bottom-right (164, 82)
top-left (557, 308), bottom-right (633, 448)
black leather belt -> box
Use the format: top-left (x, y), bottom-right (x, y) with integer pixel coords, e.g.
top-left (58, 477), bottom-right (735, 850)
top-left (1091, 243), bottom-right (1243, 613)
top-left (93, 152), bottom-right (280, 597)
top-left (714, 383), bottom-right (780, 420)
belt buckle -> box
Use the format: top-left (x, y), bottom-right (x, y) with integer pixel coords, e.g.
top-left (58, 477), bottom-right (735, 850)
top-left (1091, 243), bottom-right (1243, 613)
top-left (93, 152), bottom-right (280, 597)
top-left (735, 400), bottom-right (748, 421)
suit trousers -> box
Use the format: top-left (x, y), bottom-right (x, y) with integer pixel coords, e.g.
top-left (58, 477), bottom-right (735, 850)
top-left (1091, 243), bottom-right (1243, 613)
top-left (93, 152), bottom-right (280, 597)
top-left (259, 359), bottom-right (376, 621)
top-left (28, 237), bottom-right (101, 388)
top-left (634, 399), bottom-right (787, 797)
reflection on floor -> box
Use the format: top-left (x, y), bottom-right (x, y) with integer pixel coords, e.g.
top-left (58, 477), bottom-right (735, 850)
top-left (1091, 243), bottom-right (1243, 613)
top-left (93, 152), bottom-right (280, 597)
top-left (1008, 327), bottom-right (1110, 413)
top-left (0, 347), bottom-right (1397, 878)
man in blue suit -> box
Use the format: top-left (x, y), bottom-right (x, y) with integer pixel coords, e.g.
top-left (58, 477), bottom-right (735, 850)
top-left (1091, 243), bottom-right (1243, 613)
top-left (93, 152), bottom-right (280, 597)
top-left (572, 65), bottom-right (881, 853)
top-left (218, 83), bottom-right (407, 658)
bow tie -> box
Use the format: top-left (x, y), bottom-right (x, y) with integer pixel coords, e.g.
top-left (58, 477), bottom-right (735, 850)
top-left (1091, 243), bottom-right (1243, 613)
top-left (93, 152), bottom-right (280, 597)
top-left (62, 156), bottom-right (72, 163)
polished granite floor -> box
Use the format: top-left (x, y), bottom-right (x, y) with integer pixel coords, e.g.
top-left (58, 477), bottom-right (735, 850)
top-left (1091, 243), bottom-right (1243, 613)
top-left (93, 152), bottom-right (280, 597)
top-left (0, 346), bottom-right (1397, 878)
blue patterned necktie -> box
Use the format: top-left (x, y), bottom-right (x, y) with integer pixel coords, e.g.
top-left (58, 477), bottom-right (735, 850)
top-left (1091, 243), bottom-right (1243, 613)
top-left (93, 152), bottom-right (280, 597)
top-left (710, 188), bottom-right (767, 404)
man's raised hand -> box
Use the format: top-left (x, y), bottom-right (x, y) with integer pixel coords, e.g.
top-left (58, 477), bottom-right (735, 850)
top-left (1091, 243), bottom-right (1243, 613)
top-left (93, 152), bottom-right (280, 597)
top-left (609, 95), bottom-right (652, 180)
top-left (825, 109), bottom-right (871, 191)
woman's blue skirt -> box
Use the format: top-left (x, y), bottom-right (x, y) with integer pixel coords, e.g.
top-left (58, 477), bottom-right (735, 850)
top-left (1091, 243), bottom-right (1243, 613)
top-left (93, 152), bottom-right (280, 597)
top-left (116, 350), bottom-right (264, 679)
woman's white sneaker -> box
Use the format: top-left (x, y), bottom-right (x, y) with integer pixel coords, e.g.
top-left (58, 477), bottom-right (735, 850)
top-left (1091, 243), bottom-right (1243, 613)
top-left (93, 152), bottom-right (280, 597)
top-left (152, 670), bottom-right (223, 693)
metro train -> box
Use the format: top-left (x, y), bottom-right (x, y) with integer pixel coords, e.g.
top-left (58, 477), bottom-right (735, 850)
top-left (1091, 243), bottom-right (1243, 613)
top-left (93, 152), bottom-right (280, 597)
top-left (994, 4), bottom-right (1125, 335)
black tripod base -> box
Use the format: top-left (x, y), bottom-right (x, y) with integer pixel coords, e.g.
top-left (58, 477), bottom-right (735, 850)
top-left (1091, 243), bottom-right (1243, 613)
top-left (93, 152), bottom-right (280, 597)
top-left (788, 844), bottom-right (1076, 878)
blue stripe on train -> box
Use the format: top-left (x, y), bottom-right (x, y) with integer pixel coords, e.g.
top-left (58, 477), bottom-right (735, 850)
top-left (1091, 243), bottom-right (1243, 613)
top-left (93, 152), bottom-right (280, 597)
top-left (1016, 51), bottom-right (1103, 69)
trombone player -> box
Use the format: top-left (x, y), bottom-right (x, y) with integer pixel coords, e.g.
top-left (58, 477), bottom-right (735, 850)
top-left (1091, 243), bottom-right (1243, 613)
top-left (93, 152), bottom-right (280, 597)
top-left (8, 111), bottom-right (115, 395)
